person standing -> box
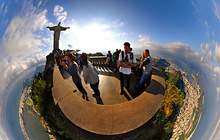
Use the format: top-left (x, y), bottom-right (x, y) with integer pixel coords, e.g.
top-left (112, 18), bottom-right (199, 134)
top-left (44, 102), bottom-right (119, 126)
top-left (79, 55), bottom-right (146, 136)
top-left (81, 53), bottom-right (101, 98)
top-left (112, 49), bottom-right (119, 72)
top-left (135, 49), bottom-right (152, 89)
top-left (106, 50), bottom-right (112, 67)
top-left (61, 53), bottom-right (89, 101)
top-left (75, 52), bottom-right (80, 65)
top-left (119, 42), bottom-right (137, 94)
top-left (117, 49), bottom-right (121, 70)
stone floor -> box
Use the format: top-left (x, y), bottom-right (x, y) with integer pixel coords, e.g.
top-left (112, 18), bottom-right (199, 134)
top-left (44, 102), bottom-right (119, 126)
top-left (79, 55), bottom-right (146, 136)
top-left (61, 66), bottom-right (145, 105)
top-left (52, 65), bottom-right (165, 136)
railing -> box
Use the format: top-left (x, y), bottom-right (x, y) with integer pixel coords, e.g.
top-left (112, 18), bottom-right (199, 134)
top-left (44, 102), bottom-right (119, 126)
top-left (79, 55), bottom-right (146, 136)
top-left (89, 56), bottom-right (141, 68)
top-left (89, 56), bottom-right (108, 67)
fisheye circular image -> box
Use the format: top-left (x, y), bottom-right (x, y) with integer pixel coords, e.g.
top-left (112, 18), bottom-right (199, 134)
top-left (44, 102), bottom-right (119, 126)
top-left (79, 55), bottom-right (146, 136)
top-left (0, 0), bottom-right (220, 140)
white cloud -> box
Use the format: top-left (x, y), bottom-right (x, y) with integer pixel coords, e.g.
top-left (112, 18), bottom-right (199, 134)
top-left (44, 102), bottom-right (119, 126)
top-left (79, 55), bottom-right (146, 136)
top-left (191, 0), bottom-right (200, 15)
top-left (59, 21), bottom-right (128, 53)
top-left (0, 128), bottom-right (9, 140)
top-left (0, 54), bottom-right (46, 92)
top-left (213, 67), bottom-right (220, 80)
top-left (0, 56), bottom-right (46, 140)
top-left (135, 40), bottom-right (220, 101)
top-left (37, 1), bottom-right (42, 7)
top-left (200, 42), bottom-right (211, 56)
top-left (212, 0), bottom-right (220, 23)
top-left (214, 43), bottom-right (220, 62)
top-left (0, 1), bottom-right (50, 139)
top-left (202, 41), bottom-right (220, 63)
top-left (138, 35), bottom-right (142, 38)
top-left (3, 5), bottom-right (7, 16)
top-left (217, 87), bottom-right (220, 102)
top-left (0, 2), bottom-right (4, 14)
top-left (212, 31), bottom-right (215, 37)
top-left (1, 2), bottom-right (49, 58)
top-left (119, 22), bottom-right (124, 27)
top-left (53, 5), bottom-right (67, 23)
top-left (205, 20), bottom-right (210, 38)
top-left (208, 50), bottom-right (212, 57)
top-left (217, 87), bottom-right (220, 94)
top-left (112, 19), bottom-right (125, 28)
top-left (138, 35), bottom-right (150, 45)
top-left (138, 37), bottom-right (150, 43)
top-left (117, 32), bottom-right (128, 37)
top-left (0, 1), bottom-right (8, 18)
top-left (208, 112), bottom-right (220, 140)
top-left (134, 42), bottom-right (203, 69)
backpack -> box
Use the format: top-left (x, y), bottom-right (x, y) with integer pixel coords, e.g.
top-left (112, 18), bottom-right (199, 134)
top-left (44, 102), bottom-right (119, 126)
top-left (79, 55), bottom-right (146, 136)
top-left (121, 51), bottom-right (133, 63)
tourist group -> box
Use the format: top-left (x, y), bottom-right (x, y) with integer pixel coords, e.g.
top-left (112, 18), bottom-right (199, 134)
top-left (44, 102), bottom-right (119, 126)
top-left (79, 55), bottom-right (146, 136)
top-left (54, 42), bottom-right (152, 102)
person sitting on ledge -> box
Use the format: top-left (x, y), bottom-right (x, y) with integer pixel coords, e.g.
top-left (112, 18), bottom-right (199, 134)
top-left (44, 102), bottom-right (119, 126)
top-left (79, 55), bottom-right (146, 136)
top-left (61, 53), bottom-right (89, 101)
top-left (81, 53), bottom-right (101, 98)
top-left (135, 49), bottom-right (152, 89)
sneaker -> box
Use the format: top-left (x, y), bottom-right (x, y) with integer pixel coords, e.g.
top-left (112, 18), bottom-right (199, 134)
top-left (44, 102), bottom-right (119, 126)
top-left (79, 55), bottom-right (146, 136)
top-left (86, 96), bottom-right (89, 101)
top-left (82, 94), bottom-right (85, 99)
top-left (92, 93), bottom-right (97, 98)
top-left (73, 90), bottom-right (77, 93)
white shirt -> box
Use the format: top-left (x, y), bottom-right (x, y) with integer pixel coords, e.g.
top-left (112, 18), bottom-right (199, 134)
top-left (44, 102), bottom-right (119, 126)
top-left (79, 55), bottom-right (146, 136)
top-left (119, 52), bottom-right (137, 75)
top-left (83, 62), bottom-right (99, 85)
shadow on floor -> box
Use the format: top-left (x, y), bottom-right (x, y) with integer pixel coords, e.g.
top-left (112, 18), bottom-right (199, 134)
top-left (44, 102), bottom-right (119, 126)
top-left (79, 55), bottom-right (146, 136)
top-left (95, 66), bottom-right (152, 99)
top-left (59, 65), bottom-right (156, 103)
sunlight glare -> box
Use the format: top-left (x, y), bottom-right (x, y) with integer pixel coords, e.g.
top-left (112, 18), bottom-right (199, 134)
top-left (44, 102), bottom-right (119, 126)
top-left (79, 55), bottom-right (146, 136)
top-left (60, 22), bottom-right (123, 53)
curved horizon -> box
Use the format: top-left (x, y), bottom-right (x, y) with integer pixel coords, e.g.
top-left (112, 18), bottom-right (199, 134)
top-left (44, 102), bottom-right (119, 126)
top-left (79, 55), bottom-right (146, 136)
top-left (0, 0), bottom-right (220, 140)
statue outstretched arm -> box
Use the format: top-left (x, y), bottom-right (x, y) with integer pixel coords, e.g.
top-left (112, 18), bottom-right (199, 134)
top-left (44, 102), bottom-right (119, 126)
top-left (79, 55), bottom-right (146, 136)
top-left (60, 26), bottom-right (70, 31)
top-left (46, 26), bottom-right (55, 31)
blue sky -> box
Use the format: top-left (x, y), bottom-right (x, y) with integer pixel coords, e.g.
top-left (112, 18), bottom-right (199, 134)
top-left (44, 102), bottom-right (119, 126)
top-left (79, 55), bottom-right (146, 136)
top-left (0, 0), bottom-right (220, 140)
top-left (1, 0), bottom-right (220, 53)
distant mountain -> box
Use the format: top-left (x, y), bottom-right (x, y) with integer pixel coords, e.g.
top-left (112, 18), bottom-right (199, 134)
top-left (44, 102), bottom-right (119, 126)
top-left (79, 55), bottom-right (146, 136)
top-left (23, 64), bottom-right (45, 89)
top-left (33, 65), bottom-right (45, 76)
top-left (152, 58), bottom-right (170, 68)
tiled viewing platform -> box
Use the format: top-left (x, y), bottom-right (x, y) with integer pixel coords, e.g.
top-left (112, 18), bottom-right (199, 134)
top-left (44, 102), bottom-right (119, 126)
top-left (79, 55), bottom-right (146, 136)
top-left (52, 57), bottom-right (165, 135)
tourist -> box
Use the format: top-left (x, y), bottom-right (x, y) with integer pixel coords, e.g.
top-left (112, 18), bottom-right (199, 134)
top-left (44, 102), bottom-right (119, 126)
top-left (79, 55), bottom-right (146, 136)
top-left (58, 55), bottom-right (68, 72)
top-left (130, 47), bottom-right (137, 73)
top-left (135, 49), bottom-right (152, 89)
top-left (55, 50), bottom-right (61, 66)
top-left (61, 53), bottom-right (89, 101)
top-left (119, 42), bottom-right (137, 94)
top-left (81, 53), bottom-right (101, 98)
top-left (107, 50), bottom-right (112, 66)
top-left (112, 49), bottom-right (119, 72)
top-left (78, 54), bottom-right (84, 74)
top-left (75, 52), bottom-right (80, 65)
top-left (116, 49), bottom-right (121, 70)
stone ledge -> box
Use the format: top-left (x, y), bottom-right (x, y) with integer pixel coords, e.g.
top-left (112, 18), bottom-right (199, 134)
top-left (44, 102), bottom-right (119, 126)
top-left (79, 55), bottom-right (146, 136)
top-left (52, 65), bottom-right (165, 135)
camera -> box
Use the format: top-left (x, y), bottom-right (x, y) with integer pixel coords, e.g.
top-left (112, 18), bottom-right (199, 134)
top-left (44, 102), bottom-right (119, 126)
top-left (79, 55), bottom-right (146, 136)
top-left (124, 55), bottom-right (129, 63)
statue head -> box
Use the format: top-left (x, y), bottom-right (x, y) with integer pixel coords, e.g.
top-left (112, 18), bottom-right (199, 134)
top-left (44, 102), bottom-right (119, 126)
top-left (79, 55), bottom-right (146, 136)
top-left (58, 22), bottom-right (61, 26)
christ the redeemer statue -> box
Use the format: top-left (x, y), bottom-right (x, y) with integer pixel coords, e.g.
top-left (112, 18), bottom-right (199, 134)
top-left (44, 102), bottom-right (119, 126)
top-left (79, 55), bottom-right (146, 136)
top-left (47, 22), bottom-right (70, 50)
